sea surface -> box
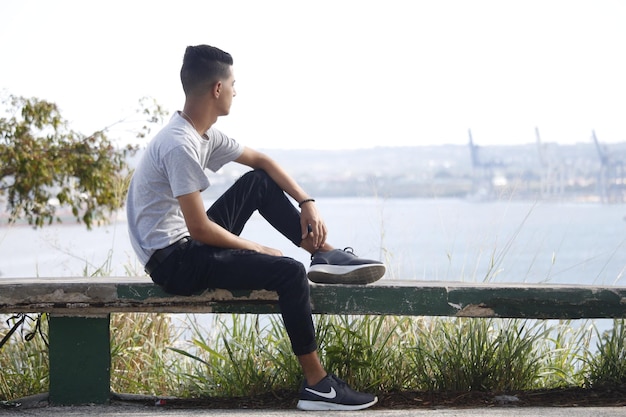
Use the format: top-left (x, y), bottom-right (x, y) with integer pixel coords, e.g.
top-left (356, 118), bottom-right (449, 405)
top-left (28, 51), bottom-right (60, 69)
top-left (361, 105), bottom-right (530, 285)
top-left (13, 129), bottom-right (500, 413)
top-left (1, 197), bottom-right (624, 285)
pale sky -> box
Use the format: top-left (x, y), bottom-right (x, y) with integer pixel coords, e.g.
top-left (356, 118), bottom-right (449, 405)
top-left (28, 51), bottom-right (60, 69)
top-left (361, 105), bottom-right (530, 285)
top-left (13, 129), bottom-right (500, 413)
top-left (1, 0), bottom-right (625, 149)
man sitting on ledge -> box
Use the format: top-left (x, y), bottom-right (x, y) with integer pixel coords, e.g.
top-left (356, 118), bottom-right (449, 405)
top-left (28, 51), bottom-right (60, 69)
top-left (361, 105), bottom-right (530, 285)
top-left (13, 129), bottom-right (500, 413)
top-left (126, 44), bottom-right (385, 411)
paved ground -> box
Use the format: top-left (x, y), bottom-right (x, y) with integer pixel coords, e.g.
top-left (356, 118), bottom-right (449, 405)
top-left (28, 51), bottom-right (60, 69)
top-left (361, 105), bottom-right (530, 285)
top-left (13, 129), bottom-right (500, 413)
top-left (2, 405), bottom-right (626, 416)
top-left (1, 395), bottom-right (625, 417)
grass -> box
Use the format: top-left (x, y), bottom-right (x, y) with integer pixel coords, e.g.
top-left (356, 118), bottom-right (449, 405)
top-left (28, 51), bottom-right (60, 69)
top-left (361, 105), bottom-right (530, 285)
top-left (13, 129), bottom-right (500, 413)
top-left (109, 312), bottom-right (181, 395)
top-left (409, 318), bottom-right (547, 391)
top-left (0, 314), bottom-right (49, 400)
top-left (167, 314), bottom-right (622, 396)
top-left (2, 310), bottom-right (626, 402)
top-left (169, 314), bottom-right (300, 397)
top-left (316, 314), bottom-right (414, 391)
top-left (585, 319), bottom-right (626, 387)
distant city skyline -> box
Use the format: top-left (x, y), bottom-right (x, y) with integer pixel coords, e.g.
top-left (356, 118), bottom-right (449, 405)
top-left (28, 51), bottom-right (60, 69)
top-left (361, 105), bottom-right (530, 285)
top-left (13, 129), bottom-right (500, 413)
top-left (190, 141), bottom-right (625, 205)
top-left (1, 1), bottom-right (625, 149)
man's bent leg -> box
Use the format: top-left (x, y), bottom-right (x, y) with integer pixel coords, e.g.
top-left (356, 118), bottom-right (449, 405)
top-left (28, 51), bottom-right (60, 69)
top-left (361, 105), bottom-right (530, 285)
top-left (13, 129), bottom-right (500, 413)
top-left (206, 169), bottom-right (303, 245)
top-left (207, 169), bottom-right (386, 286)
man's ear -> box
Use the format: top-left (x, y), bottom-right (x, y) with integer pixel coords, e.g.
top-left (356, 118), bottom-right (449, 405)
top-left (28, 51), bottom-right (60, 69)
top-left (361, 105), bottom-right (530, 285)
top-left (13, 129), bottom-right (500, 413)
top-left (213, 81), bottom-right (222, 98)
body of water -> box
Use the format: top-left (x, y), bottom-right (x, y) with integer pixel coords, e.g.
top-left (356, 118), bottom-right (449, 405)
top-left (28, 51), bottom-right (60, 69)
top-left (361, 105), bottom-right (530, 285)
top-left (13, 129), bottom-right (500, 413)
top-left (1, 198), bottom-right (624, 285)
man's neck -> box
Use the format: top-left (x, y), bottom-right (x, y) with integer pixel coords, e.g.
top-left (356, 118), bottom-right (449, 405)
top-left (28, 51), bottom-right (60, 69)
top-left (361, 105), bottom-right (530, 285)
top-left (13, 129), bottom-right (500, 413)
top-left (181, 102), bottom-right (217, 136)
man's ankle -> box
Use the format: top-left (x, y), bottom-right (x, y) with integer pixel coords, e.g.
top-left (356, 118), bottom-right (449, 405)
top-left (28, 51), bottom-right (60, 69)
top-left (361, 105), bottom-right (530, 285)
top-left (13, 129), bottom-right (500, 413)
top-left (305, 372), bottom-right (327, 386)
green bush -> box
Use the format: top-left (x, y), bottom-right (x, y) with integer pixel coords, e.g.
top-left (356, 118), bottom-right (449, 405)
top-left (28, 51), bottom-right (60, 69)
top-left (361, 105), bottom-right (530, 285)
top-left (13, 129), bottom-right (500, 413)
top-left (586, 319), bottom-right (626, 387)
top-left (408, 318), bottom-right (549, 391)
top-left (0, 314), bottom-right (49, 400)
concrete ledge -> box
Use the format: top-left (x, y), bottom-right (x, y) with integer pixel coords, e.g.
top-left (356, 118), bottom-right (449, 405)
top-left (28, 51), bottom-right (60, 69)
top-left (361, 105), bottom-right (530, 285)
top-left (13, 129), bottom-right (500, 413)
top-left (2, 277), bottom-right (626, 318)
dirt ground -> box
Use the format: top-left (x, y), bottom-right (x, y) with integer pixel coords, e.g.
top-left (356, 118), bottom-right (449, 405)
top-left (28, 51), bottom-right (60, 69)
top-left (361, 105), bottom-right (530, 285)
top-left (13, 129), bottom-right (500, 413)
top-left (125, 385), bottom-right (626, 410)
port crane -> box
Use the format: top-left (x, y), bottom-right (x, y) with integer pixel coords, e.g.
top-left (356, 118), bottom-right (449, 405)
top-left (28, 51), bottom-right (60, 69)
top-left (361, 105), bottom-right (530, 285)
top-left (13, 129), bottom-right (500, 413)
top-left (467, 129), bottom-right (507, 198)
top-left (535, 127), bottom-right (564, 199)
top-left (592, 130), bottom-right (625, 203)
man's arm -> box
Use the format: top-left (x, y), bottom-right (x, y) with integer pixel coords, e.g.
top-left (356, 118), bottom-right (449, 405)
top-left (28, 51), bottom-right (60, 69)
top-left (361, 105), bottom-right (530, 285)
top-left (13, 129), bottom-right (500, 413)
top-left (177, 190), bottom-right (282, 256)
top-left (235, 147), bottom-right (327, 249)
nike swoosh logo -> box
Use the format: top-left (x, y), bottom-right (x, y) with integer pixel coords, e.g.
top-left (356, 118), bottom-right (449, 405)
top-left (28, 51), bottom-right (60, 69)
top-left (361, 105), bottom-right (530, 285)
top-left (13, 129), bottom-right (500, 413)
top-left (305, 386), bottom-right (337, 399)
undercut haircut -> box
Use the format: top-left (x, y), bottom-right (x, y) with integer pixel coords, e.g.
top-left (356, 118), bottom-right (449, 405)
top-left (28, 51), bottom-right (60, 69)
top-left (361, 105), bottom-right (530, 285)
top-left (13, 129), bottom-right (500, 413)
top-left (180, 45), bottom-right (233, 96)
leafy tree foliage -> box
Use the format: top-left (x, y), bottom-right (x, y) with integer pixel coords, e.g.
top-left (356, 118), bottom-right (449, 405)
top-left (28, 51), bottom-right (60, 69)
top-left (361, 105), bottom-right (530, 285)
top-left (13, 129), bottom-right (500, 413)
top-left (0, 95), bottom-right (165, 228)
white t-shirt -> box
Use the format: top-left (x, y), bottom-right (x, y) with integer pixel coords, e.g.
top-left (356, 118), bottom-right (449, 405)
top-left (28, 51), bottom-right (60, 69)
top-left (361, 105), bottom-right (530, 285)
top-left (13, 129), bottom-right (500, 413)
top-left (126, 112), bottom-right (244, 265)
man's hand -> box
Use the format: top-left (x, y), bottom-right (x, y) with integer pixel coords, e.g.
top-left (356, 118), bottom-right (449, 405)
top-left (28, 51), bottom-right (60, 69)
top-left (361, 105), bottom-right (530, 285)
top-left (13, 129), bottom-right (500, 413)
top-left (300, 202), bottom-right (327, 250)
top-left (254, 244), bottom-right (283, 257)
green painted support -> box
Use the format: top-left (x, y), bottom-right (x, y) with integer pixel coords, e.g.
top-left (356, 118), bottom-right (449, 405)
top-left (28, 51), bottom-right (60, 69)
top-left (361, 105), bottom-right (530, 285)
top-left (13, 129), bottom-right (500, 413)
top-left (48, 315), bottom-right (111, 405)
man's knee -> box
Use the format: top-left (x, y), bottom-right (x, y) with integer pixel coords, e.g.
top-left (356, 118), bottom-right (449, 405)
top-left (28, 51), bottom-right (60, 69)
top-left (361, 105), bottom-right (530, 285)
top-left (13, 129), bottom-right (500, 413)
top-left (286, 258), bottom-right (307, 283)
top-left (275, 258), bottom-right (308, 293)
top-left (241, 169), bottom-right (270, 184)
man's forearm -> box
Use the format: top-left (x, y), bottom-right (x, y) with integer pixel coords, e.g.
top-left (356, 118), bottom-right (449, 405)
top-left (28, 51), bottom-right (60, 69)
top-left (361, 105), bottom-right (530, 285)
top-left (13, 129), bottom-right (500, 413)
top-left (257, 157), bottom-right (311, 204)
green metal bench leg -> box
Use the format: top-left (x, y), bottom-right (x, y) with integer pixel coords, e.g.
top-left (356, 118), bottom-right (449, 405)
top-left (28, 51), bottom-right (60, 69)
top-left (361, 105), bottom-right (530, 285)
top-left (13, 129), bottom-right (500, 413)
top-left (48, 315), bottom-right (111, 405)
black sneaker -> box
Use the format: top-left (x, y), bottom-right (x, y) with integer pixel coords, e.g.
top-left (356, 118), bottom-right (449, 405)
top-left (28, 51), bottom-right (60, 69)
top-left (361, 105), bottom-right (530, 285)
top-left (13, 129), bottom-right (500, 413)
top-left (307, 247), bottom-right (385, 285)
top-left (297, 374), bottom-right (378, 411)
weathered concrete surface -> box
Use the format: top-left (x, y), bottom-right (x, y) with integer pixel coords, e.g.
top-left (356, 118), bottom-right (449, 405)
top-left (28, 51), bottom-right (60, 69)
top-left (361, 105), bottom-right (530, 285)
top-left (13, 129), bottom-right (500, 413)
top-left (0, 277), bottom-right (281, 315)
top-left (2, 277), bottom-right (626, 318)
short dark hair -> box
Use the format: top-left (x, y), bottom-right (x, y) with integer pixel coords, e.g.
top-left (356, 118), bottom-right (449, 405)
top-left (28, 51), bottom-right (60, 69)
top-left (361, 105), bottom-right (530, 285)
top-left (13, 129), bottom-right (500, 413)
top-left (180, 45), bottom-right (233, 96)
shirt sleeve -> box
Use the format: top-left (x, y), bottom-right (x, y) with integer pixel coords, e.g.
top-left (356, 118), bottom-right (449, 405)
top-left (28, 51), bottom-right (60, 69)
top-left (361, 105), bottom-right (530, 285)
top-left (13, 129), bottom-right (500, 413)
top-left (204, 128), bottom-right (244, 172)
top-left (163, 145), bottom-right (210, 198)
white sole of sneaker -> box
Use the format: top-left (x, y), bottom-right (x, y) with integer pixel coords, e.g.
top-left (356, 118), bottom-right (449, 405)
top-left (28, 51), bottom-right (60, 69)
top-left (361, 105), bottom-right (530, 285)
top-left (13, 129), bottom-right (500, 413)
top-left (296, 396), bottom-right (378, 411)
top-left (307, 264), bottom-right (385, 285)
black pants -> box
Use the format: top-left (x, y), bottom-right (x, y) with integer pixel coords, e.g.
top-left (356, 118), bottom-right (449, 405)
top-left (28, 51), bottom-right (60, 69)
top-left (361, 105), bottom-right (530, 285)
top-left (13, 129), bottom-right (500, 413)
top-left (150, 170), bottom-right (316, 356)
